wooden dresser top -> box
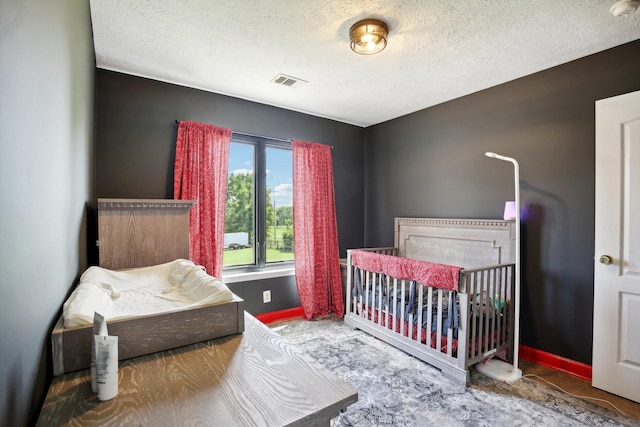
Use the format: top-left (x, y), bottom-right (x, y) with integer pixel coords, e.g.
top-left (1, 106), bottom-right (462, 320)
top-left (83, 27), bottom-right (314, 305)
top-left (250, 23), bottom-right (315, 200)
top-left (38, 313), bottom-right (357, 426)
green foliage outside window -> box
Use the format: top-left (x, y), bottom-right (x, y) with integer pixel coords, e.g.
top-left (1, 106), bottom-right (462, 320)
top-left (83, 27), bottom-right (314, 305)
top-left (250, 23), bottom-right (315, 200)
top-left (225, 170), bottom-right (293, 264)
top-left (225, 172), bottom-right (253, 238)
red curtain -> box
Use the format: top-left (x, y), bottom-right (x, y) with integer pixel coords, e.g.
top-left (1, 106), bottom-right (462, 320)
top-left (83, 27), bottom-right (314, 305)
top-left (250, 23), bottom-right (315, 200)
top-left (292, 140), bottom-right (344, 319)
top-left (174, 121), bottom-right (232, 278)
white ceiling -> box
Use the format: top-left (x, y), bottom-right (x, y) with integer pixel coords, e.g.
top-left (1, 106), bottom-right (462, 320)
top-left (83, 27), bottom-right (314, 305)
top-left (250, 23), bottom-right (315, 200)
top-left (89, 0), bottom-right (640, 127)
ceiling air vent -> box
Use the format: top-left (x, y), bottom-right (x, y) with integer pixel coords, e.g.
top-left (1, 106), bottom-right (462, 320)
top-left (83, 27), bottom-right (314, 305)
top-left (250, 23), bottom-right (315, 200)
top-left (271, 73), bottom-right (308, 88)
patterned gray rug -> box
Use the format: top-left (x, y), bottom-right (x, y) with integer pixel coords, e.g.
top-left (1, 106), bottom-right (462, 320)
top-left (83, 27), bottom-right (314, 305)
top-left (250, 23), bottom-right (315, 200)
top-left (273, 316), bottom-right (636, 427)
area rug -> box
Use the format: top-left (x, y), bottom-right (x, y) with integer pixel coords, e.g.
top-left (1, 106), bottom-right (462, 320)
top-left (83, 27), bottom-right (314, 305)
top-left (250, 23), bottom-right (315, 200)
top-left (273, 316), bottom-right (636, 427)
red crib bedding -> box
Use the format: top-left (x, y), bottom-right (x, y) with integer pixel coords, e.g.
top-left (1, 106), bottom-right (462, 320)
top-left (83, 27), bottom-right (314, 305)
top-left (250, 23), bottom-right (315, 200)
top-left (350, 250), bottom-right (461, 291)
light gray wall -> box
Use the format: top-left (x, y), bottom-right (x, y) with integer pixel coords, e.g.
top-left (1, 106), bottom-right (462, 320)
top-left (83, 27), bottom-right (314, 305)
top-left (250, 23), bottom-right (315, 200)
top-left (0, 1), bottom-right (94, 425)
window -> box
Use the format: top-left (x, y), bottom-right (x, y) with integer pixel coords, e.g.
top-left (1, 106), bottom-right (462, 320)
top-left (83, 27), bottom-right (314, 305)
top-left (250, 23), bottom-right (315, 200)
top-left (223, 134), bottom-right (293, 270)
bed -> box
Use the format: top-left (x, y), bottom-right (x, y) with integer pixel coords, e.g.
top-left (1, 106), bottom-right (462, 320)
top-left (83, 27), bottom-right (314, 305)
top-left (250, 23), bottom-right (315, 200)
top-left (344, 217), bottom-right (516, 385)
top-left (52, 199), bottom-right (245, 376)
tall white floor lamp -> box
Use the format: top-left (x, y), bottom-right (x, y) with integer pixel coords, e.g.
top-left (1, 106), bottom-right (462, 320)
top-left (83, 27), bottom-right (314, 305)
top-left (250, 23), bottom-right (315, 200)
top-left (476, 152), bottom-right (523, 383)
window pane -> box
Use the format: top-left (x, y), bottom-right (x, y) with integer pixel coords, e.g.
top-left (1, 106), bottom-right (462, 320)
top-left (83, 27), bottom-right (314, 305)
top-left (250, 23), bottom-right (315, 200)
top-left (266, 146), bottom-right (294, 263)
top-left (224, 142), bottom-right (255, 267)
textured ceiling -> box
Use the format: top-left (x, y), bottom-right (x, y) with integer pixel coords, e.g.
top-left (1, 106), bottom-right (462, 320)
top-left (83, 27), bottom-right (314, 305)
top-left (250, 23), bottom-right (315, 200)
top-left (89, 0), bottom-right (640, 127)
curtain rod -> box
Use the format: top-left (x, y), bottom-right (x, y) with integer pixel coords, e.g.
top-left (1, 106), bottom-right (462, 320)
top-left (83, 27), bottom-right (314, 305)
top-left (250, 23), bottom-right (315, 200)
top-left (174, 120), bottom-right (332, 149)
top-left (175, 120), bottom-right (289, 143)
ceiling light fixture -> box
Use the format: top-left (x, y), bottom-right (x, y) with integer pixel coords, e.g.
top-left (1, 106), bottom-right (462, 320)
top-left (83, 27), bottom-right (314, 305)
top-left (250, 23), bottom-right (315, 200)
top-left (609, 0), bottom-right (640, 16)
top-left (349, 19), bottom-right (388, 55)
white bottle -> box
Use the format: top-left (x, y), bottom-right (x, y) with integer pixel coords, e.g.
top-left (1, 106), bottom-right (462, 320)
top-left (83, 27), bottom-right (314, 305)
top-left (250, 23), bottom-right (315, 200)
top-left (95, 335), bottom-right (118, 401)
top-left (91, 312), bottom-right (108, 393)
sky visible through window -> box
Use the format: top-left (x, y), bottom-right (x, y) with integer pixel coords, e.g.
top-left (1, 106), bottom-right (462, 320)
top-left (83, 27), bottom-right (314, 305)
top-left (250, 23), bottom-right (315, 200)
top-left (228, 143), bottom-right (293, 208)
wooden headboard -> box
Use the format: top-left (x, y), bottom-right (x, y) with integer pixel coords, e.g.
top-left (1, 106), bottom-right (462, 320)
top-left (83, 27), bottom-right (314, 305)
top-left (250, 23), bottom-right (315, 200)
top-left (97, 198), bottom-right (196, 269)
top-left (394, 217), bottom-right (515, 268)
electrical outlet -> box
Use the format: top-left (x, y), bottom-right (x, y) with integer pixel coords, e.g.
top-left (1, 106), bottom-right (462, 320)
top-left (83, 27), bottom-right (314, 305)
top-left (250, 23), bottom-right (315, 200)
top-left (263, 290), bottom-right (271, 303)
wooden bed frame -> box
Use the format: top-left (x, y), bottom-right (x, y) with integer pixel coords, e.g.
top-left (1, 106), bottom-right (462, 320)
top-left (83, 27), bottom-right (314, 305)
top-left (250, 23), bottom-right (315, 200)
top-left (344, 217), bottom-right (516, 385)
top-left (52, 198), bottom-right (245, 376)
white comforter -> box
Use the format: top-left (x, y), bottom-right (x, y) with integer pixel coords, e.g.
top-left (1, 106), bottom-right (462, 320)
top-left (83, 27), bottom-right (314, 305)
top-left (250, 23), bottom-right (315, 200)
top-left (63, 259), bottom-right (233, 328)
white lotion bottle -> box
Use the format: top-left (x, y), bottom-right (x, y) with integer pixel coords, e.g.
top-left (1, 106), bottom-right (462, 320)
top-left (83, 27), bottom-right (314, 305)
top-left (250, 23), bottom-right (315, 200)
top-left (91, 312), bottom-right (108, 393)
top-left (95, 335), bottom-right (118, 401)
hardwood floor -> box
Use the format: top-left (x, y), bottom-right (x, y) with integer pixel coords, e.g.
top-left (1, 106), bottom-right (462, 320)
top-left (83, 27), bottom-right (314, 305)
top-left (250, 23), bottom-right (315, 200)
top-left (519, 360), bottom-right (640, 421)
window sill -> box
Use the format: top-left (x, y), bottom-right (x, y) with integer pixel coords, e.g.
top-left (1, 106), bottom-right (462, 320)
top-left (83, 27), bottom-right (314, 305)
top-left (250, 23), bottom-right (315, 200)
top-left (222, 267), bottom-right (295, 284)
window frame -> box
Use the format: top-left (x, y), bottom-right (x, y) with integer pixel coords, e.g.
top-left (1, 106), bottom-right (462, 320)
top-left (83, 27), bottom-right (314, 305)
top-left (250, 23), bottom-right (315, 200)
top-left (223, 133), bottom-right (293, 275)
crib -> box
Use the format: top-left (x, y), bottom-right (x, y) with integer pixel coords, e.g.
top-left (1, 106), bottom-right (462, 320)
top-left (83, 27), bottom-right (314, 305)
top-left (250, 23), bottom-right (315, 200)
top-left (344, 218), bottom-right (516, 385)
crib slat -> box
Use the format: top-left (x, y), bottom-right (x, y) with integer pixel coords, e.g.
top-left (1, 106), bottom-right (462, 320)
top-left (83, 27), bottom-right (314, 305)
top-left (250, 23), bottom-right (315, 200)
top-left (400, 279), bottom-right (406, 337)
top-left (497, 267), bottom-right (505, 345)
top-left (446, 297), bottom-right (453, 358)
top-left (370, 272), bottom-right (375, 323)
top-left (358, 268), bottom-right (363, 316)
top-left (383, 274), bottom-right (388, 328)
top-left (479, 270), bottom-right (488, 355)
top-left (376, 272), bottom-right (380, 326)
top-left (435, 289), bottom-right (443, 353)
top-left (504, 266), bottom-right (510, 343)
top-left (381, 273), bottom-right (387, 327)
top-left (493, 268), bottom-right (500, 345)
top-left (408, 280), bottom-right (415, 341)
top-left (457, 286), bottom-right (470, 371)
top-left (444, 289), bottom-right (451, 356)
top-left (353, 266), bottom-right (357, 315)
top-left (355, 267), bottom-right (360, 316)
top-left (390, 278), bottom-right (397, 331)
top-left (346, 252), bottom-right (352, 316)
top-left (485, 270), bottom-right (492, 355)
top-left (470, 271), bottom-right (479, 359)
top-left (380, 273), bottom-right (384, 327)
top-left (356, 265), bottom-right (360, 316)
top-left (488, 268), bottom-right (496, 350)
top-left (467, 272), bottom-right (474, 359)
top-left (426, 287), bottom-right (433, 348)
top-left (416, 284), bottom-right (423, 344)
top-left (365, 270), bottom-right (371, 321)
top-left (508, 265), bottom-right (516, 361)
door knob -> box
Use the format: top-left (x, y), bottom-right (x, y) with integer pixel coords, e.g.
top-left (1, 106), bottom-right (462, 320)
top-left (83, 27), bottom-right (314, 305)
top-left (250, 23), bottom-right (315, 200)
top-left (599, 255), bottom-right (613, 265)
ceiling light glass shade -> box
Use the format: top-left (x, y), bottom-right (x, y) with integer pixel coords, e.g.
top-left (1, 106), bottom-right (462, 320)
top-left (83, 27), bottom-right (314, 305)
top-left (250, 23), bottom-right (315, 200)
top-left (349, 19), bottom-right (388, 55)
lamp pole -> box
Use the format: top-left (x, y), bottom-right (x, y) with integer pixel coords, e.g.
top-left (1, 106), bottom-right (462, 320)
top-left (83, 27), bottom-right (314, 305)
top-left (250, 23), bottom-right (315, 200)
top-left (477, 151), bottom-right (522, 383)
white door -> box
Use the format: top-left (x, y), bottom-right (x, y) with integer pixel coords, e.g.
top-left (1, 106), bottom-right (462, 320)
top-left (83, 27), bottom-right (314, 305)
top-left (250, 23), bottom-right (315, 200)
top-left (593, 90), bottom-right (640, 403)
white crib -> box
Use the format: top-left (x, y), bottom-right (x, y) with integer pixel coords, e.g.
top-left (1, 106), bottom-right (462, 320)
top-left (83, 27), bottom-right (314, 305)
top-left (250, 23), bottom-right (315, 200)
top-left (344, 218), bottom-right (516, 385)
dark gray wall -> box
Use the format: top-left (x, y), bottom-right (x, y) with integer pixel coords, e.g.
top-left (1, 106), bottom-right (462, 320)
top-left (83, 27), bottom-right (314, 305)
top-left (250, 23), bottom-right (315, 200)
top-left (0, 1), bottom-right (94, 426)
top-left (95, 69), bottom-right (365, 314)
top-left (364, 40), bottom-right (640, 364)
